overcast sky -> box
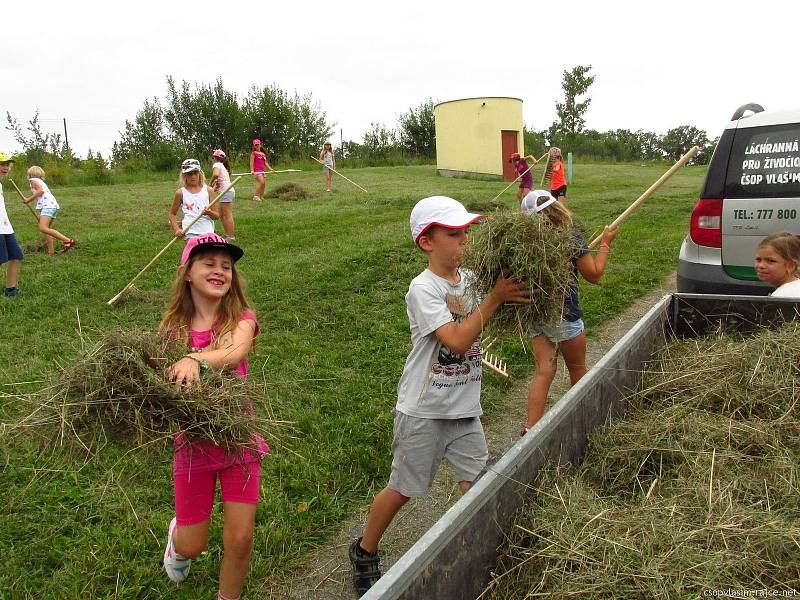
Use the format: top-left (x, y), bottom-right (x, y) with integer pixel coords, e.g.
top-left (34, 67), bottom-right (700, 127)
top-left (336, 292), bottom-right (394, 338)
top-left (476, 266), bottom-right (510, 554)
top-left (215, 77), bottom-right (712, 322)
top-left (2, 0), bottom-right (797, 158)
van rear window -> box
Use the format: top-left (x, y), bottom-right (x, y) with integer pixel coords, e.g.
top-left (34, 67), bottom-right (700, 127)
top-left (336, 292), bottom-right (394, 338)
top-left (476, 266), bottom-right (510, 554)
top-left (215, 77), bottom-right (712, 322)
top-left (725, 123), bottom-right (800, 199)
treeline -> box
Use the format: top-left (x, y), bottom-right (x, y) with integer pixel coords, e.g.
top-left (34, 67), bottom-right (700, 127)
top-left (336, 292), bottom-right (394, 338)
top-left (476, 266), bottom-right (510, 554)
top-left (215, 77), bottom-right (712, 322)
top-left (111, 77), bottom-right (330, 170)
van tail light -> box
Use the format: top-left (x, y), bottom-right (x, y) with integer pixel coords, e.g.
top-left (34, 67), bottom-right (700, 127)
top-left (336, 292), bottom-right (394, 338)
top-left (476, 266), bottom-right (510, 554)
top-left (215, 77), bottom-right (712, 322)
top-left (689, 198), bottom-right (723, 248)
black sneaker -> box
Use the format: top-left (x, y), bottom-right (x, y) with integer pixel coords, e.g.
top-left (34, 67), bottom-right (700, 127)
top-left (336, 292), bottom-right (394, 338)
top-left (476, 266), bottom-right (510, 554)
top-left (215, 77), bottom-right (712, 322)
top-left (2, 287), bottom-right (18, 297)
top-left (349, 537), bottom-right (381, 597)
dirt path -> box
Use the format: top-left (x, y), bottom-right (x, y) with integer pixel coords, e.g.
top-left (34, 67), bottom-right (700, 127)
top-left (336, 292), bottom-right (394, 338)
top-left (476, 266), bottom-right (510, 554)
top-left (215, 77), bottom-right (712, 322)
top-left (260, 275), bottom-right (677, 600)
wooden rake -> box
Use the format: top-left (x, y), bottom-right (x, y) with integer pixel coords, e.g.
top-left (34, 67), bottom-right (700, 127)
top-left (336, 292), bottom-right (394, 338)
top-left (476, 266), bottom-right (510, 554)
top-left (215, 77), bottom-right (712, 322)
top-left (310, 156), bottom-right (369, 193)
top-left (487, 151), bottom-right (549, 205)
top-left (481, 336), bottom-right (508, 378)
top-left (8, 178), bottom-right (41, 223)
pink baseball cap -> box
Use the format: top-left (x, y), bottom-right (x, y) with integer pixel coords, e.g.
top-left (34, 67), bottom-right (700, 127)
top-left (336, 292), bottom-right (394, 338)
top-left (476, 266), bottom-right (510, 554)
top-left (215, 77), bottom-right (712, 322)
top-left (180, 233), bottom-right (244, 267)
top-left (212, 149), bottom-right (226, 158)
top-left (252, 138), bottom-right (262, 146)
top-left (410, 196), bottom-right (482, 243)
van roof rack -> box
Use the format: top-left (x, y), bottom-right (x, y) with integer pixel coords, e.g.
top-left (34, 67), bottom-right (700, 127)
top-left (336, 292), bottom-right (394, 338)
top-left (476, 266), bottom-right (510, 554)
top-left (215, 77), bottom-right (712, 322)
top-left (731, 103), bottom-right (764, 120)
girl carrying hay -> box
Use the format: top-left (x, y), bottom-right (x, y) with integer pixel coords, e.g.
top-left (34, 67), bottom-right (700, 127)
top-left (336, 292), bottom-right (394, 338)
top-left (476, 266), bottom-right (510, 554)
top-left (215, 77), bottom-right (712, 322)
top-left (521, 190), bottom-right (617, 436)
top-left (755, 232), bottom-right (800, 297)
top-left (159, 232), bottom-right (267, 600)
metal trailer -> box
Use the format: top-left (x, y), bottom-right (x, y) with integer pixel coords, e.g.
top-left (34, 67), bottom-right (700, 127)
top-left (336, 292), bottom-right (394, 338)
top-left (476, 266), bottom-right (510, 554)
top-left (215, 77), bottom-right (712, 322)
top-left (363, 293), bottom-right (800, 600)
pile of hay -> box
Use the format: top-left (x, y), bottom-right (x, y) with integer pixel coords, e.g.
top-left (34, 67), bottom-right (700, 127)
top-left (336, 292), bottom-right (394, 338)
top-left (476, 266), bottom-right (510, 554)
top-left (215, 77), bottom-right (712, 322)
top-left (21, 238), bottom-right (47, 254)
top-left (4, 330), bottom-right (280, 457)
top-left (482, 322), bottom-right (800, 598)
top-left (459, 210), bottom-right (581, 336)
top-left (266, 183), bottom-right (310, 201)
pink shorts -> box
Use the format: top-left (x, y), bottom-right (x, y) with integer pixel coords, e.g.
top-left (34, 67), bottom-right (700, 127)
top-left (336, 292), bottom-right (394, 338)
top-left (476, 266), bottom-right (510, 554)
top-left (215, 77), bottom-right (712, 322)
top-left (174, 460), bottom-right (261, 526)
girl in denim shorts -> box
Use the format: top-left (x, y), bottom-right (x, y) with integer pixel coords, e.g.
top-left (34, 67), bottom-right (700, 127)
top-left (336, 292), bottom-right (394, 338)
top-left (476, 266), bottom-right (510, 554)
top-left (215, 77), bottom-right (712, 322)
top-left (23, 166), bottom-right (76, 255)
top-left (520, 190), bottom-right (618, 435)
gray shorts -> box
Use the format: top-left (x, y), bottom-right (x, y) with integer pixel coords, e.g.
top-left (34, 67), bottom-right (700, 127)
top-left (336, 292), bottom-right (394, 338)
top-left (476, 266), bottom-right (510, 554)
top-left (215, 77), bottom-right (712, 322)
top-left (218, 189), bottom-right (235, 203)
top-left (388, 411), bottom-right (488, 497)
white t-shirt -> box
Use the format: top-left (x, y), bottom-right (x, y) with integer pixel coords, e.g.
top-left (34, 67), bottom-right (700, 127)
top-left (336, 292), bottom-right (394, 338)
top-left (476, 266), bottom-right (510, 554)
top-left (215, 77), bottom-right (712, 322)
top-left (396, 268), bottom-right (483, 419)
top-left (0, 182), bottom-right (14, 234)
top-left (29, 177), bottom-right (59, 210)
top-left (771, 278), bottom-right (800, 298)
top-left (180, 186), bottom-right (215, 235)
top-left (212, 162), bottom-right (232, 193)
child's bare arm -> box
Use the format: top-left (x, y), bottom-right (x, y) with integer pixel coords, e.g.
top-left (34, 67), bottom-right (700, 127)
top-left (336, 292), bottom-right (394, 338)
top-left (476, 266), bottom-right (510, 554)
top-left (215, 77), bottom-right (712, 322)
top-left (24, 180), bottom-right (44, 204)
top-left (577, 226), bottom-right (618, 284)
top-left (168, 190), bottom-right (183, 236)
top-left (204, 186), bottom-right (219, 219)
top-left (435, 273), bottom-right (530, 355)
top-left (168, 319), bottom-right (257, 386)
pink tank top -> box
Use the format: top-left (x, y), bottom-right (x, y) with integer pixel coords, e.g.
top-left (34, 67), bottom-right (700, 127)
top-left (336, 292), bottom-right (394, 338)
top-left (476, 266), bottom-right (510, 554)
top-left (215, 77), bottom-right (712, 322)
top-left (251, 151), bottom-right (267, 173)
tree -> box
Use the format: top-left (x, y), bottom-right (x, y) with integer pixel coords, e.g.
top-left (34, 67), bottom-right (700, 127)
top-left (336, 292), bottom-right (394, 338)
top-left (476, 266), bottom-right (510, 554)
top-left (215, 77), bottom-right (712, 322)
top-left (398, 99), bottom-right (436, 158)
top-left (554, 65), bottom-right (595, 137)
top-left (5, 109), bottom-right (68, 163)
top-left (659, 125), bottom-right (710, 163)
top-left (112, 97), bottom-right (169, 163)
top-left (362, 123), bottom-right (400, 158)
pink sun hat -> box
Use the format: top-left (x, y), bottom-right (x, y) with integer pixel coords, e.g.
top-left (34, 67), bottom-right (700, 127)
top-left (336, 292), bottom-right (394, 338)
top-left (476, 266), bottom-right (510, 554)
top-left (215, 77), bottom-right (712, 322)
top-left (180, 232), bottom-right (244, 267)
top-left (212, 149), bottom-right (226, 158)
top-left (252, 138), bottom-right (262, 146)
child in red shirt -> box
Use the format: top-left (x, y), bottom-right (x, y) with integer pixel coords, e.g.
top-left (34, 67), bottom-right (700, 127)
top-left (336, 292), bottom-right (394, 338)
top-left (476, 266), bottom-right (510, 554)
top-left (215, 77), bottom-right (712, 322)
top-left (549, 147), bottom-right (567, 202)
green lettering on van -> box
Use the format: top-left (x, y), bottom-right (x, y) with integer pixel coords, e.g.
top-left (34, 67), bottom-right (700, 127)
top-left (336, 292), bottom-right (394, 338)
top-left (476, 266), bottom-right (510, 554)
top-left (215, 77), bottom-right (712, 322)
top-left (723, 264), bottom-right (760, 280)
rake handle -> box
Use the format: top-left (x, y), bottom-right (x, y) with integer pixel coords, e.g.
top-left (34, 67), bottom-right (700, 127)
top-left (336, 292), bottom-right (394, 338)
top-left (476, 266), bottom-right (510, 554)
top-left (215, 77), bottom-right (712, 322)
top-left (8, 178), bottom-right (41, 223)
top-left (310, 156), bottom-right (369, 193)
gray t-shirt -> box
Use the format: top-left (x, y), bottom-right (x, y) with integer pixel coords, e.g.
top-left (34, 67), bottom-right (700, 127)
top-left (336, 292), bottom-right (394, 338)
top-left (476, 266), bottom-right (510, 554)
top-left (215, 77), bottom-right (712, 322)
top-left (396, 268), bottom-right (483, 419)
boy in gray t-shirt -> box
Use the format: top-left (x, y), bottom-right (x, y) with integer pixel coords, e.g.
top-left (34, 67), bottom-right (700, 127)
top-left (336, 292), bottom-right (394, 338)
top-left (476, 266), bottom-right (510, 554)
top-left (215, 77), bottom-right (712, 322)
top-left (349, 196), bottom-right (530, 596)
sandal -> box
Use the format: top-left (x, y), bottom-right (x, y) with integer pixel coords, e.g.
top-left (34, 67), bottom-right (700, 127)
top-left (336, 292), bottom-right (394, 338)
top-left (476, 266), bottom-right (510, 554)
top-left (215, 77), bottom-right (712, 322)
top-left (519, 426), bottom-right (530, 437)
top-left (62, 239), bottom-right (76, 253)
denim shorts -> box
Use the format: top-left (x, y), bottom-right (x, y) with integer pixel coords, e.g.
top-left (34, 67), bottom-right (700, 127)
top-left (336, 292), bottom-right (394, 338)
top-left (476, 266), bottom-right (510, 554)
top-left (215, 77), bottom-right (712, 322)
top-left (529, 318), bottom-right (585, 343)
top-left (39, 207), bottom-right (58, 218)
top-left (0, 233), bottom-right (24, 264)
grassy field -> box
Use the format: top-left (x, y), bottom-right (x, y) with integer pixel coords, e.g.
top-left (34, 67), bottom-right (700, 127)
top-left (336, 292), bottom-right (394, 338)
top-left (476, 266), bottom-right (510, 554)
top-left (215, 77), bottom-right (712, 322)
top-left (0, 163), bottom-right (705, 598)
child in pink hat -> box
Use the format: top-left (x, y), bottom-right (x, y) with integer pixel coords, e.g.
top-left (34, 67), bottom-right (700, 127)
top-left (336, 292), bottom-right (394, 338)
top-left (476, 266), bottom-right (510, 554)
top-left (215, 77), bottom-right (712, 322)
top-left (249, 139), bottom-right (273, 202)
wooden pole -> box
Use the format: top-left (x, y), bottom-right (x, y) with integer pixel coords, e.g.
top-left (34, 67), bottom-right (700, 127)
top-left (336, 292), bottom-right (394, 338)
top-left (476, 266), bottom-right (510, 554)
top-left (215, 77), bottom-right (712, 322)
top-left (106, 176), bottom-right (242, 306)
top-left (588, 146), bottom-right (700, 249)
top-left (8, 178), bottom-right (41, 222)
top-left (487, 152), bottom-right (548, 205)
top-left (230, 169), bottom-right (302, 176)
top-left (310, 156), bottom-right (369, 193)
top-left (539, 153), bottom-right (551, 188)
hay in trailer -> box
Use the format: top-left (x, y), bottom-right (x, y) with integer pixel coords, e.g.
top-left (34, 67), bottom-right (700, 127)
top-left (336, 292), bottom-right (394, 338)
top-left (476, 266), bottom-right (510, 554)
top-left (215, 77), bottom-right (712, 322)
top-left (265, 183), bottom-right (310, 201)
top-left (481, 321), bottom-right (800, 599)
top-left (3, 330), bottom-right (283, 458)
top-left (458, 210), bottom-right (581, 336)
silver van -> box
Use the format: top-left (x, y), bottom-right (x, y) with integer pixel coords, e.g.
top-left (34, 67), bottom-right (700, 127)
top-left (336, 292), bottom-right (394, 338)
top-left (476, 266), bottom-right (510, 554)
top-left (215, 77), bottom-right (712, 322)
top-left (677, 104), bottom-right (800, 294)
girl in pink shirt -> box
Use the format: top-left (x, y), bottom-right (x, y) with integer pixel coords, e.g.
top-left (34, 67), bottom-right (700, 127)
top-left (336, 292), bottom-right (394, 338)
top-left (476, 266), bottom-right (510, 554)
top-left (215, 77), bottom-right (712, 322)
top-left (249, 139), bottom-right (273, 202)
top-left (159, 232), bottom-right (267, 600)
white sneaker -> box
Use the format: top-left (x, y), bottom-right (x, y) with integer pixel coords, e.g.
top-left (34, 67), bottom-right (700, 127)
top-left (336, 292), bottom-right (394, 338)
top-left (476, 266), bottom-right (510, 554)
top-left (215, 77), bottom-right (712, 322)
top-left (163, 517), bottom-right (192, 583)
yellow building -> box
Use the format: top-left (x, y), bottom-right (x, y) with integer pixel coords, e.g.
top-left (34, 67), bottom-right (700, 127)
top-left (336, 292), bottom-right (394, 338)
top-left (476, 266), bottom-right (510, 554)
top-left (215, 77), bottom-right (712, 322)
top-left (434, 97), bottom-right (524, 181)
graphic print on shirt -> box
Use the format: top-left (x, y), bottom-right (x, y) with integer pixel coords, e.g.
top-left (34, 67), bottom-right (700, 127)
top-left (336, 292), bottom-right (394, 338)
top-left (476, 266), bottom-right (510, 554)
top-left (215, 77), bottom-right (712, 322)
top-left (431, 293), bottom-right (482, 379)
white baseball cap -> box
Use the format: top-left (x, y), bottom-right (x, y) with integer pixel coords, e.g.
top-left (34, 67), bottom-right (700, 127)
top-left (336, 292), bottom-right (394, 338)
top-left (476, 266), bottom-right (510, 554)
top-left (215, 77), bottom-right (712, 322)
top-left (521, 190), bottom-right (557, 215)
top-left (410, 196), bottom-right (482, 243)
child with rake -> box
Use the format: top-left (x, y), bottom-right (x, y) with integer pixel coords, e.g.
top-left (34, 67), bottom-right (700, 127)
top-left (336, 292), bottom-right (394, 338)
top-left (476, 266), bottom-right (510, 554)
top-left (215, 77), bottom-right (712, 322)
top-left (249, 139), bottom-right (273, 202)
top-left (159, 232), bottom-right (268, 600)
top-left (169, 159), bottom-right (219, 240)
top-left (755, 232), bottom-right (800, 297)
top-left (548, 147), bottom-right (568, 202)
top-left (520, 190), bottom-right (617, 435)
top-left (319, 141), bottom-right (335, 192)
top-left (210, 149), bottom-right (236, 241)
top-left (349, 196), bottom-right (530, 596)
top-left (22, 166), bottom-right (76, 254)
top-left (510, 151), bottom-right (539, 201)
top-left (0, 152), bottom-right (23, 296)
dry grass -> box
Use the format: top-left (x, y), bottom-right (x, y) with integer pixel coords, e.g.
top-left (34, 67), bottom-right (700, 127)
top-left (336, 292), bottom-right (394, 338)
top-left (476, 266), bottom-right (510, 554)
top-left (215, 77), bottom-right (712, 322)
top-left (266, 183), bottom-right (311, 201)
top-left (483, 322), bottom-right (800, 598)
top-left (2, 330), bottom-right (286, 459)
top-left (459, 210), bottom-right (581, 336)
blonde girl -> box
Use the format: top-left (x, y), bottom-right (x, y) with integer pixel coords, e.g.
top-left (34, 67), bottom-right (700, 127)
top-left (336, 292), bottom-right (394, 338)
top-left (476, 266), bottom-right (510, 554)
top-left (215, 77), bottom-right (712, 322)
top-left (210, 149), bottom-right (236, 241)
top-left (159, 233), bottom-right (268, 600)
top-left (23, 166), bottom-right (76, 254)
top-left (169, 159), bottom-right (219, 239)
top-left (319, 142), bottom-right (335, 192)
top-left (755, 232), bottom-right (800, 297)
top-left (520, 190), bottom-right (617, 435)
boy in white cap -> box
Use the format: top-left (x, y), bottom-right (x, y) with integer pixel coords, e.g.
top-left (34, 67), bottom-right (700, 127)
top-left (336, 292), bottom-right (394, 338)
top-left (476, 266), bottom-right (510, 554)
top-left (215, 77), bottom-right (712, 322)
top-left (349, 196), bottom-right (530, 596)
top-left (0, 152), bottom-right (23, 297)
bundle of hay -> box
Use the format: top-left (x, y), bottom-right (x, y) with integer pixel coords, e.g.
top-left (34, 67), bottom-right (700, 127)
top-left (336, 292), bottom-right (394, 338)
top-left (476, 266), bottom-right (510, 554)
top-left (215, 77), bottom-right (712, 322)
top-left (482, 322), bottom-right (800, 598)
top-left (459, 210), bottom-right (581, 336)
top-left (266, 183), bottom-right (310, 201)
top-left (5, 331), bottom-right (279, 457)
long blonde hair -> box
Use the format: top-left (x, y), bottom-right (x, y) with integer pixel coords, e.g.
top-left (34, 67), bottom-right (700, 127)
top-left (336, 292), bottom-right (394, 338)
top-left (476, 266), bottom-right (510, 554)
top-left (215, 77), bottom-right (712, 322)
top-left (538, 197), bottom-right (573, 230)
top-left (178, 170), bottom-right (206, 188)
top-left (158, 250), bottom-right (252, 348)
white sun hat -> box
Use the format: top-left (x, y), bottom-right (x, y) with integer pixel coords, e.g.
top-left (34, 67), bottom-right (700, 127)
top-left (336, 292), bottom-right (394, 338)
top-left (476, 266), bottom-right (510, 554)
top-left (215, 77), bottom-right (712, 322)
top-left (520, 190), bottom-right (557, 215)
top-left (410, 196), bottom-right (483, 243)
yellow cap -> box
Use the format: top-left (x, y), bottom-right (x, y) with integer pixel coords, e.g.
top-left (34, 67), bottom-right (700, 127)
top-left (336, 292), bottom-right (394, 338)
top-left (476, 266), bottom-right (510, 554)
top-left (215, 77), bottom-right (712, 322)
top-left (0, 151), bottom-right (15, 163)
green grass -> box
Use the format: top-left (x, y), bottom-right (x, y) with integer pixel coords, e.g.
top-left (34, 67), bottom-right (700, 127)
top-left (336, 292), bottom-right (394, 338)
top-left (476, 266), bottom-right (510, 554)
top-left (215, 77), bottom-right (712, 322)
top-left (0, 163), bottom-right (705, 598)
